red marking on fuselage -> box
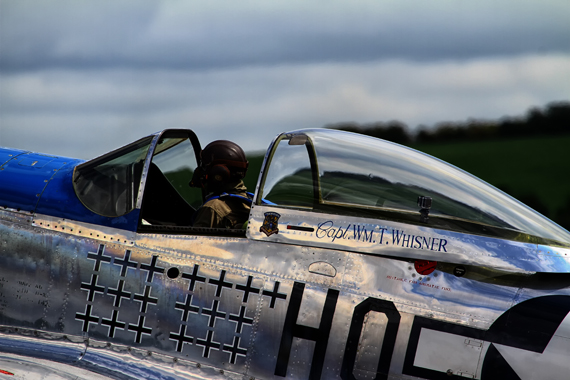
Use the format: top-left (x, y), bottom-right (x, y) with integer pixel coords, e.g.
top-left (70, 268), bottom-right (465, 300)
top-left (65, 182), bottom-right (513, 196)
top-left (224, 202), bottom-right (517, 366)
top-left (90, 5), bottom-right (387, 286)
top-left (414, 260), bottom-right (437, 275)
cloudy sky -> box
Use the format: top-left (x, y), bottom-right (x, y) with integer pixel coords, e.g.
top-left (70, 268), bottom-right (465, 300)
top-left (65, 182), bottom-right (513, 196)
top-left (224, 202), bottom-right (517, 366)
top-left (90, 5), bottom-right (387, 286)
top-left (1, 0), bottom-right (569, 159)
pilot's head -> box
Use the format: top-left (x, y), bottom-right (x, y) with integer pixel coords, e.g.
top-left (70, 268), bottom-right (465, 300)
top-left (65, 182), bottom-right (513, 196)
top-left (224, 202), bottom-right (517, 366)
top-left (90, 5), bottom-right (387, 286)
top-left (191, 140), bottom-right (248, 192)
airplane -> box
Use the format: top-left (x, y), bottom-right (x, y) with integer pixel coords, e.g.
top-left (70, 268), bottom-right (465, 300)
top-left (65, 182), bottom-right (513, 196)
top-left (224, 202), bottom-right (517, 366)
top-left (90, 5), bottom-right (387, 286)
top-left (0, 128), bottom-right (569, 380)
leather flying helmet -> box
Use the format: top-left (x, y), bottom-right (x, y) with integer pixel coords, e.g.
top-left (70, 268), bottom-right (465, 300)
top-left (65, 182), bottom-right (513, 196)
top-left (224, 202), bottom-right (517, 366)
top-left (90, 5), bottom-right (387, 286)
top-left (193, 140), bottom-right (248, 186)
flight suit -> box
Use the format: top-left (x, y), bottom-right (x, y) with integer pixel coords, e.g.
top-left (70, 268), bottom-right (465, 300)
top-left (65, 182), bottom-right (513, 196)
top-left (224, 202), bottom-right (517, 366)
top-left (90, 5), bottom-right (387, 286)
top-left (193, 181), bottom-right (251, 229)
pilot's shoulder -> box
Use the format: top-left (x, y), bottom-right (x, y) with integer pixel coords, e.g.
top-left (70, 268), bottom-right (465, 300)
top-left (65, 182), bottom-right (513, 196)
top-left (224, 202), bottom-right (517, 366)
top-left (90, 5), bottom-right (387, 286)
top-left (203, 197), bottom-right (233, 215)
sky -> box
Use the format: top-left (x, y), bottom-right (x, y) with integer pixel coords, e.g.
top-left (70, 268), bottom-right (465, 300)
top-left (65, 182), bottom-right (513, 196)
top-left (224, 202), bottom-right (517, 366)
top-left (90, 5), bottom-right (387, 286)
top-left (1, 0), bottom-right (569, 159)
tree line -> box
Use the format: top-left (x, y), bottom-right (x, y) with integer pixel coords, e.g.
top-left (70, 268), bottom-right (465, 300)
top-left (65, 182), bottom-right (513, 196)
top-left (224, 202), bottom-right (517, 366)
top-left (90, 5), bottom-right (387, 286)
top-left (327, 101), bottom-right (570, 144)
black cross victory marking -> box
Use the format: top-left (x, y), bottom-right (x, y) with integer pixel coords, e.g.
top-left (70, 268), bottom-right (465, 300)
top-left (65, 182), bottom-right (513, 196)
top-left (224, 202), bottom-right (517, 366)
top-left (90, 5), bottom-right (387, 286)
top-left (80, 274), bottom-right (106, 302)
top-left (113, 249), bottom-right (138, 277)
top-left (236, 276), bottom-right (261, 303)
top-left (208, 270), bottom-right (233, 297)
top-left (229, 306), bottom-right (254, 334)
top-left (196, 330), bottom-right (220, 358)
top-left (128, 315), bottom-right (152, 343)
top-left (76, 304), bottom-right (99, 332)
top-left (133, 285), bottom-right (158, 313)
top-left (175, 294), bottom-right (200, 322)
top-left (170, 324), bottom-right (194, 352)
top-left (87, 244), bottom-right (112, 272)
top-left (101, 309), bottom-right (126, 338)
top-left (181, 265), bottom-right (207, 292)
top-left (107, 279), bottom-right (131, 307)
top-left (140, 255), bottom-right (165, 283)
top-left (262, 281), bottom-right (287, 308)
top-left (202, 300), bottom-right (226, 328)
top-left (223, 336), bottom-right (248, 364)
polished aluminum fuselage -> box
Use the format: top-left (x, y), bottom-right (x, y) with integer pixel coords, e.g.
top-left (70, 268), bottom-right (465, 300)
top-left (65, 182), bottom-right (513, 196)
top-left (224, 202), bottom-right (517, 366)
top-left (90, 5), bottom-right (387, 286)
top-left (1, 204), bottom-right (569, 379)
top-left (1, 129), bottom-right (569, 379)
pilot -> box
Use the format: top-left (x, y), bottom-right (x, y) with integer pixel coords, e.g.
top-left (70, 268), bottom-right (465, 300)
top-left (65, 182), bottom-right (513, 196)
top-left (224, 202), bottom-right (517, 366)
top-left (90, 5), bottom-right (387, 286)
top-left (190, 140), bottom-right (252, 228)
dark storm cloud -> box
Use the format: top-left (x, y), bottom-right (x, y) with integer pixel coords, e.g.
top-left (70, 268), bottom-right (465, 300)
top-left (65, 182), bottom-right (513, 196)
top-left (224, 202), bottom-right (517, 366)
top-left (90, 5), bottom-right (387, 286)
top-left (1, 0), bottom-right (569, 72)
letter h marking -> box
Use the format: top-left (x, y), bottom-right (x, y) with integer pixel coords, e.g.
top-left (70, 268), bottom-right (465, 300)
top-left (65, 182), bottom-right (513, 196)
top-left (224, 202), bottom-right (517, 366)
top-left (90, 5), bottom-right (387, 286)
top-left (274, 282), bottom-right (339, 379)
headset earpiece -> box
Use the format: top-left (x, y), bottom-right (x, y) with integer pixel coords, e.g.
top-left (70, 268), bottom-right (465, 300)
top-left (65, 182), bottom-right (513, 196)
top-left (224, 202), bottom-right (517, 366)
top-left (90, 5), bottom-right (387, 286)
top-left (208, 164), bottom-right (231, 183)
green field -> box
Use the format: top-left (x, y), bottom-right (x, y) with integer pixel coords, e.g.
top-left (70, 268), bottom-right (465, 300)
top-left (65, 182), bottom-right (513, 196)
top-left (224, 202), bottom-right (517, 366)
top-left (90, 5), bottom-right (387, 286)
top-left (410, 135), bottom-right (570, 219)
top-left (245, 135), bottom-right (570, 228)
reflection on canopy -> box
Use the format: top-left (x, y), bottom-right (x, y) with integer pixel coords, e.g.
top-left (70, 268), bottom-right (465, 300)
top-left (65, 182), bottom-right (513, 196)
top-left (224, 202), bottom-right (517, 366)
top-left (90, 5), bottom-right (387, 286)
top-left (260, 129), bottom-right (570, 246)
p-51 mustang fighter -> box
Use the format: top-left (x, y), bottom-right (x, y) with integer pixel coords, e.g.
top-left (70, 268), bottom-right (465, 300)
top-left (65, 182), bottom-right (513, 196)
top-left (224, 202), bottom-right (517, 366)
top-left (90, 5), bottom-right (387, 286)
top-left (1, 128), bottom-right (569, 379)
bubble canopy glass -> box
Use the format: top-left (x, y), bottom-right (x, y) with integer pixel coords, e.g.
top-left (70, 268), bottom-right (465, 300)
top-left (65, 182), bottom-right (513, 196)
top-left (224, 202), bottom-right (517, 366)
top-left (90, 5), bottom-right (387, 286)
top-left (258, 129), bottom-right (570, 247)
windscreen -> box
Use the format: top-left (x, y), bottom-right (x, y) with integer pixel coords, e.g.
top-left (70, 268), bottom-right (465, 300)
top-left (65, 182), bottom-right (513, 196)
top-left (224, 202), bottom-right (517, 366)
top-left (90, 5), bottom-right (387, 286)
top-left (73, 136), bottom-right (153, 217)
top-left (150, 137), bottom-right (202, 209)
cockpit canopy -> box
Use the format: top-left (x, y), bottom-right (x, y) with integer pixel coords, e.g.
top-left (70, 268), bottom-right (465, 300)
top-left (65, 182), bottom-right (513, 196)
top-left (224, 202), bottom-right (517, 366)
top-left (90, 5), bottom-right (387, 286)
top-left (257, 129), bottom-right (570, 246)
top-left (70, 127), bottom-right (569, 245)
